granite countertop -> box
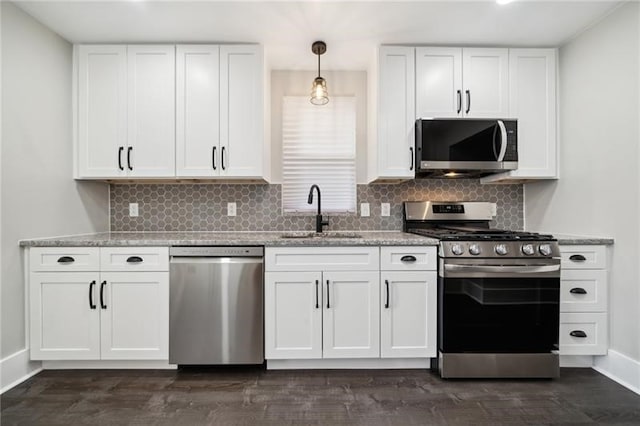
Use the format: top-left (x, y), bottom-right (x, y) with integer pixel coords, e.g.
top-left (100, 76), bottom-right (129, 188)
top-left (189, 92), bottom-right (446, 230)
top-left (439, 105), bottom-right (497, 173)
top-left (19, 231), bottom-right (440, 248)
top-left (551, 234), bottom-right (614, 246)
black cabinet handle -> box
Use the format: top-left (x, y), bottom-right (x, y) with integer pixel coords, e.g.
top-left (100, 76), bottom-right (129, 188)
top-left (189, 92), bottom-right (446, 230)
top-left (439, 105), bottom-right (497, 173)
top-left (465, 90), bottom-right (471, 114)
top-left (100, 280), bottom-right (107, 309)
top-left (127, 147), bottom-right (133, 171)
top-left (400, 255), bottom-right (417, 262)
top-left (326, 280), bottom-right (330, 309)
top-left (315, 280), bottom-right (319, 309)
top-left (126, 256), bottom-right (143, 264)
top-left (456, 90), bottom-right (462, 114)
top-left (118, 147), bottom-right (124, 171)
top-left (57, 256), bottom-right (75, 264)
top-left (570, 330), bottom-right (587, 338)
top-left (385, 280), bottom-right (390, 309)
top-left (212, 146), bottom-right (217, 170)
top-left (569, 254), bottom-right (587, 262)
top-left (409, 147), bottom-right (414, 171)
top-left (89, 280), bottom-right (96, 309)
top-left (570, 287), bottom-right (587, 295)
top-left (221, 147), bottom-right (226, 170)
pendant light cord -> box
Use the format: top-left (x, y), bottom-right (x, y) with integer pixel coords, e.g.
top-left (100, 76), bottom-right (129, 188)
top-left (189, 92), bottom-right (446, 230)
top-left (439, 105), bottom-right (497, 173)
top-left (317, 53), bottom-right (321, 78)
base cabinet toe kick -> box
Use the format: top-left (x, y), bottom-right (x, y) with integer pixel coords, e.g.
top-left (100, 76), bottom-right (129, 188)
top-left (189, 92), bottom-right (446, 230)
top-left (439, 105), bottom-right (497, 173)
top-left (264, 246), bottom-right (438, 369)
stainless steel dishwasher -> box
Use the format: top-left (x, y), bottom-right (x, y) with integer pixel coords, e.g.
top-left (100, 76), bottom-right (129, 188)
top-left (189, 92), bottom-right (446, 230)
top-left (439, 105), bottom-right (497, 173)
top-left (169, 246), bottom-right (264, 365)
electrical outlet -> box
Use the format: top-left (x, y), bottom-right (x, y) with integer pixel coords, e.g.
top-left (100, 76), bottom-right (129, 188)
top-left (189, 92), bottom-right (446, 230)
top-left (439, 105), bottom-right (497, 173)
top-left (360, 203), bottom-right (370, 217)
top-left (129, 203), bottom-right (139, 217)
top-left (490, 203), bottom-right (497, 217)
top-left (381, 203), bottom-right (391, 217)
top-left (227, 202), bottom-right (237, 217)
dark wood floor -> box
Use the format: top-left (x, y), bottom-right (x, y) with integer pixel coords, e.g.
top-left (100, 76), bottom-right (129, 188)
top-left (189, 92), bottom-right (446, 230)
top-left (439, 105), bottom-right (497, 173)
top-left (2, 367), bottom-right (640, 425)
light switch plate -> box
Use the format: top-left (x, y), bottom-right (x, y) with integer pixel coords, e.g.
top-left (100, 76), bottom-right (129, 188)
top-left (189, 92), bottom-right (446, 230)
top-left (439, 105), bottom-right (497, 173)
top-left (360, 203), bottom-right (370, 217)
top-left (381, 203), bottom-right (391, 217)
top-left (129, 203), bottom-right (139, 217)
top-left (227, 202), bottom-right (237, 217)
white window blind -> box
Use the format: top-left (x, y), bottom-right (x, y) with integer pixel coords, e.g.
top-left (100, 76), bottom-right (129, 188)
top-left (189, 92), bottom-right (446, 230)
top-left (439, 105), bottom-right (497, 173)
top-left (282, 96), bottom-right (356, 214)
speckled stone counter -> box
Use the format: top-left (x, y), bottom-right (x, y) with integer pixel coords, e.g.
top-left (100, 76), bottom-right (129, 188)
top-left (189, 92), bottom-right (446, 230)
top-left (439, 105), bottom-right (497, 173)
top-left (19, 231), bottom-right (440, 248)
top-left (552, 234), bottom-right (614, 246)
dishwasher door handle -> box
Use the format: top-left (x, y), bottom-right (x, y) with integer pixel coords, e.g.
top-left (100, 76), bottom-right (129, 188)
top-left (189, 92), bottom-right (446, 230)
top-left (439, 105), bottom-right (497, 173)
top-left (170, 256), bottom-right (264, 265)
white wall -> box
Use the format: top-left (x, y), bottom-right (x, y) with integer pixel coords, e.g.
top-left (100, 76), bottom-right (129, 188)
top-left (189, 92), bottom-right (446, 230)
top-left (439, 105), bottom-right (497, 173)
top-left (1, 3), bottom-right (109, 359)
top-left (270, 70), bottom-right (367, 183)
top-left (525, 3), bottom-right (639, 362)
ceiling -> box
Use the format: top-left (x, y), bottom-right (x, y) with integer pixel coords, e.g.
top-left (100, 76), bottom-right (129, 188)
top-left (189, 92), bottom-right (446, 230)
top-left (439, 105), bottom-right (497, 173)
top-left (14, 0), bottom-right (621, 70)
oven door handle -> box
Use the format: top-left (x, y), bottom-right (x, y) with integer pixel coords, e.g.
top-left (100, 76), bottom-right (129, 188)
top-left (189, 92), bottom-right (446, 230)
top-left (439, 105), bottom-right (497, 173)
top-left (444, 263), bottom-right (560, 275)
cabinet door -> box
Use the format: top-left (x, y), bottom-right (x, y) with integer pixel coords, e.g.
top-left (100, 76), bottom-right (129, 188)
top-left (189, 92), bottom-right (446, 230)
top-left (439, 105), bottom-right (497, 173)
top-left (415, 47), bottom-right (463, 118)
top-left (127, 45), bottom-right (176, 177)
top-left (77, 45), bottom-right (127, 178)
top-left (99, 272), bottom-right (169, 360)
top-left (380, 271), bottom-right (437, 358)
top-left (462, 48), bottom-right (509, 118)
top-left (176, 45), bottom-right (221, 178)
top-left (508, 49), bottom-right (557, 178)
top-left (265, 272), bottom-right (323, 359)
top-left (323, 271), bottom-right (380, 358)
top-left (30, 272), bottom-right (100, 360)
top-left (220, 45), bottom-right (263, 177)
top-left (377, 46), bottom-right (415, 178)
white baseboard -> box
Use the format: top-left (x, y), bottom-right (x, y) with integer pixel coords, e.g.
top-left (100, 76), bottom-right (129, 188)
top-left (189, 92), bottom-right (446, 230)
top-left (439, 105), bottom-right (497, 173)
top-left (267, 358), bottom-right (431, 370)
top-left (42, 360), bottom-right (177, 370)
top-left (593, 349), bottom-right (640, 395)
top-left (0, 349), bottom-right (42, 394)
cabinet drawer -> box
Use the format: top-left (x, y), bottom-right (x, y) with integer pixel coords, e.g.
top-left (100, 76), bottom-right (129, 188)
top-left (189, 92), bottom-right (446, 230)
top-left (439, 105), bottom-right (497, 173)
top-left (30, 247), bottom-right (99, 272)
top-left (560, 245), bottom-right (607, 269)
top-left (559, 312), bottom-right (607, 355)
top-left (265, 247), bottom-right (379, 272)
top-left (380, 247), bottom-right (437, 271)
top-left (100, 247), bottom-right (169, 272)
top-left (560, 270), bottom-right (607, 312)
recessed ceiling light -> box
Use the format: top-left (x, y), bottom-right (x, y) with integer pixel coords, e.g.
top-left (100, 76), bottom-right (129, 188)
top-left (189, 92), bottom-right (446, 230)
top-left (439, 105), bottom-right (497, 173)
top-left (496, 0), bottom-right (515, 5)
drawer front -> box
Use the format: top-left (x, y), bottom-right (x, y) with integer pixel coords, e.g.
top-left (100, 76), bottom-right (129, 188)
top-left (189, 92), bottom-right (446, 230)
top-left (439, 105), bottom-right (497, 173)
top-left (560, 245), bottom-right (607, 269)
top-left (100, 247), bottom-right (169, 272)
top-left (265, 247), bottom-right (379, 272)
top-left (560, 270), bottom-right (607, 312)
top-left (380, 246), bottom-right (437, 271)
top-left (30, 247), bottom-right (99, 272)
top-left (559, 312), bottom-right (607, 355)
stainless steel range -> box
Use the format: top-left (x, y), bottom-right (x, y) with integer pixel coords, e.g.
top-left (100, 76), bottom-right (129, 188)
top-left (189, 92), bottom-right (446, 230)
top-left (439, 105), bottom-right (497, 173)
top-left (404, 201), bottom-right (561, 379)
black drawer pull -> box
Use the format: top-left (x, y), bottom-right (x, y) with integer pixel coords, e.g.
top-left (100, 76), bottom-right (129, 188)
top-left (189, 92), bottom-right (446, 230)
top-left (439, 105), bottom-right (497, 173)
top-left (569, 254), bottom-right (587, 262)
top-left (385, 280), bottom-right (390, 309)
top-left (89, 280), bottom-right (96, 309)
top-left (57, 256), bottom-right (75, 264)
top-left (400, 255), bottom-right (417, 262)
top-left (570, 287), bottom-right (587, 295)
top-left (570, 330), bottom-right (587, 338)
top-left (100, 281), bottom-right (107, 309)
top-left (126, 256), bottom-right (143, 263)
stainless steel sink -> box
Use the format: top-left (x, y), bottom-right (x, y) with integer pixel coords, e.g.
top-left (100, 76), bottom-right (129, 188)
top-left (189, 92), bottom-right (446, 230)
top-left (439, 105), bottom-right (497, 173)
top-left (280, 232), bottom-right (362, 239)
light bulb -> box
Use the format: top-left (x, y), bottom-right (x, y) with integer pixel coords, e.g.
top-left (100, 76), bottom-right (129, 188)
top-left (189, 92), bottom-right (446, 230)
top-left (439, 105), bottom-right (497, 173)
top-left (310, 77), bottom-right (329, 105)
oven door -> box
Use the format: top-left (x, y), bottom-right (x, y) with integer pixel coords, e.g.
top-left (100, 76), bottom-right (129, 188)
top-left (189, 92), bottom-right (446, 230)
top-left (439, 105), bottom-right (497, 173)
top-left (439, 258), bottom-right (560, 354)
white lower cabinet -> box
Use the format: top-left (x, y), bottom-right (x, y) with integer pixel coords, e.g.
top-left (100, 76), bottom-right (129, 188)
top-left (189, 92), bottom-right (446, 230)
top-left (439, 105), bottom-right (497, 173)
top-left (29, 247), bottom-right (169, 361)
top-left (380, 271), bottom-right (437, 358)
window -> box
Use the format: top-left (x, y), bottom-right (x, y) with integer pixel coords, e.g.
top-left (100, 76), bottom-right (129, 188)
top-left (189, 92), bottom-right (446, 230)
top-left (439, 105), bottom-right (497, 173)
top-left (281, 96), bottom-right (356, 214)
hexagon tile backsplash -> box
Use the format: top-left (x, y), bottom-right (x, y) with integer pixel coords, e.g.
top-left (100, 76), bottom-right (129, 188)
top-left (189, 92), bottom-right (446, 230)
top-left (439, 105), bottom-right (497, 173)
top-left (110, 181), bottom-right (523, 232)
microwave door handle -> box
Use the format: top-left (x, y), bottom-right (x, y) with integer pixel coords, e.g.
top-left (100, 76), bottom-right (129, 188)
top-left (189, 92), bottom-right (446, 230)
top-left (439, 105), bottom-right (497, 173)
top-left (496, 120), bottom-right (508, 162)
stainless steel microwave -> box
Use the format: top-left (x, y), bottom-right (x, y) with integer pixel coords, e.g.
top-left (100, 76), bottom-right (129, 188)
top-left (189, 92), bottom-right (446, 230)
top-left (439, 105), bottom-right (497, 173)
top-left (415, 118), bottom-right (518, 178)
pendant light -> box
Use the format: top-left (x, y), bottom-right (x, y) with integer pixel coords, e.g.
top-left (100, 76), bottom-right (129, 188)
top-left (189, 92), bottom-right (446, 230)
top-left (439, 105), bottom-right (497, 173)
top-left (310, 41), bottom-right (329, 105)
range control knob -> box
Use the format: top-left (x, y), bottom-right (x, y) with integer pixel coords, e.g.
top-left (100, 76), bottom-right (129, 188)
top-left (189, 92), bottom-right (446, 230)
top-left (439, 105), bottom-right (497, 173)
top-left (469, 244), bottom-right (481, 256)
top-left (539, 244), bottom-right (553, 256)
top-left (521, 244), bottom-right (536, 256)
top-left (495, 244), bottom-right (508, 256)
top-left (451, 244), bottom-right (464, 256)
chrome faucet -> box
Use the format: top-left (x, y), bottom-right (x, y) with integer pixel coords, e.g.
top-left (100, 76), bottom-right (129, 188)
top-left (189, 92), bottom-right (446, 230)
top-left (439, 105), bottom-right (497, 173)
top-left (307, 184), bottom-right (329, 233)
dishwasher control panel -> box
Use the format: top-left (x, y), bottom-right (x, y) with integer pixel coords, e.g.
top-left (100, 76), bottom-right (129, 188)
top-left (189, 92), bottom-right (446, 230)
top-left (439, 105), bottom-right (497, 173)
top-left (170, 246), bottom-right (264, 257)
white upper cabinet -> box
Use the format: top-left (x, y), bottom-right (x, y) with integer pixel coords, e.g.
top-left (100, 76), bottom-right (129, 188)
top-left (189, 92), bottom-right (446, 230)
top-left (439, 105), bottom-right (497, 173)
top-left (176, 45), bottom-right (221, 177)
top-left (462, 48), bottom-right (509, 118)
top-left (127, 45), bottom-right (176, 177)
top-left (220, 45), bottom-right (264, 178)
top-left (483, 48), bottom-right (558, 182)
top-left (416, 47), bottom-right (463, 118)
top-left (77, 45), bottom-right (127, 178)
top-left (415, 47), bottom-right (508, 119)
top-left (376, 46), bottom-right (416, 179)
